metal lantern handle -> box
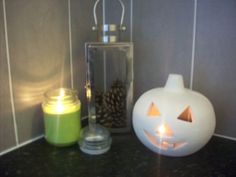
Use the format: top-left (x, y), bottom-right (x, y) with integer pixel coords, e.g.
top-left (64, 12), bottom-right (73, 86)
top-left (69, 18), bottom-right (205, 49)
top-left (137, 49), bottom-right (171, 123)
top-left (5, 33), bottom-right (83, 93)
top-left (93, 0), bottom-right (126, 30)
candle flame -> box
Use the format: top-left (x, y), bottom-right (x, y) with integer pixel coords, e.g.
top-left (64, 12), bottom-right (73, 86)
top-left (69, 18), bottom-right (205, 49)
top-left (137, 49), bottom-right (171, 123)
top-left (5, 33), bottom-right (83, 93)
top-left (56, 101), bottom-right (64, 113)
top-left (56, 88), bottom-right (65, 101)
top-left (55, 89), bottom-right (65, 113)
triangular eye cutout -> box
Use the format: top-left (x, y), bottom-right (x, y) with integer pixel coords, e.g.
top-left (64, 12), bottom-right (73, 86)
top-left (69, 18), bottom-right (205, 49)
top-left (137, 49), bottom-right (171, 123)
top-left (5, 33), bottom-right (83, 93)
top-left (147, 102), bottom-right (161, 117)
top-left (178, 106), bottom-right (193, 122)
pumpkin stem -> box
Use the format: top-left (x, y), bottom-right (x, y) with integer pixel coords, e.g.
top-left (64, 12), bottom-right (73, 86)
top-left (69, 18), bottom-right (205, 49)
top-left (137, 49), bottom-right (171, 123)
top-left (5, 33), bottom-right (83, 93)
top-left (164, 74), bottom-right (185, 91)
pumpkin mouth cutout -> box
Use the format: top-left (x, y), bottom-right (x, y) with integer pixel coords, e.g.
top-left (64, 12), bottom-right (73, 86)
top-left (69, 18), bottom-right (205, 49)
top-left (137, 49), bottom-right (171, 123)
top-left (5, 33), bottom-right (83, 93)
top-left (144, 130), bottom-right (187, 150)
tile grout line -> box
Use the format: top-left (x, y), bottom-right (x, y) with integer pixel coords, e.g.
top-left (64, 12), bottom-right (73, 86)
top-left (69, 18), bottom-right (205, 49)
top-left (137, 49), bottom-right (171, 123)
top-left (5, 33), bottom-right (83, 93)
top-left (103, 0), bottom-right (106, 25)
top-left (214, 134), bottom-right (236, 141)
top-left (130, 0), bottom-right (133, 42)
top-left (190, 0), bottom-right (197, 90)
top-left (2, 0), bottom-right (19, 146)
top-left (0, 135), bottom-right (44, 156)
top-left (68, 0), bottom-right (74, 89)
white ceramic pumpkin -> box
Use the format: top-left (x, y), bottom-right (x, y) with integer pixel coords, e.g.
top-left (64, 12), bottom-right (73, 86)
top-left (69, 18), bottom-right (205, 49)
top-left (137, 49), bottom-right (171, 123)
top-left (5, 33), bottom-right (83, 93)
top-left (133, 74), bottom-right (216, 157)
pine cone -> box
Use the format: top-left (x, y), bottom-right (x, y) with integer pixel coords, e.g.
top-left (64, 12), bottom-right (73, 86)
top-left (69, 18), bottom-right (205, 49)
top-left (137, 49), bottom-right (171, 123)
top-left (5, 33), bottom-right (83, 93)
top-left (95, 91), bottom-right (113, 127)
top-left (96, 106), bottom-right (113, 128)
top-left (95, 79), bottom-right (127, 129)
top-left (111, 111), bottom-right (126, 128)
top-left (104, 80), bottom-right (126, 113)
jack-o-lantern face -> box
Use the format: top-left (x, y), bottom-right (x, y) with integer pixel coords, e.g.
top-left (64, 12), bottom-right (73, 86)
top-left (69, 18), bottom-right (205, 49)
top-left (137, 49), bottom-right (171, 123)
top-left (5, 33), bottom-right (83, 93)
top-left (144, 103), bottom-right (192, 151)
top-left (132, 74), bottom-right (216, 157)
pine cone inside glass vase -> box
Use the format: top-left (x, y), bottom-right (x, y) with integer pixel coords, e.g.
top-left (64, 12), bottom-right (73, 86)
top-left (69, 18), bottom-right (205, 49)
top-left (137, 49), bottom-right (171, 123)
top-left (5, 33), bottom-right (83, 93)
top-left (96, 106), bottom-right (113, 128)
top-left (95, 91), bottom-right (112, 128)
top-left (104, 79), bottom-right (127, 128)
top-left (111, 111), bottom-right (126, 128)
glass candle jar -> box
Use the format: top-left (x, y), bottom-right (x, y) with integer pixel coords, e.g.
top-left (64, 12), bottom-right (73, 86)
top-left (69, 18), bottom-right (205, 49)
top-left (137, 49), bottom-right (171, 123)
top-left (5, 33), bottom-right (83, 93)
top-left (42, 88), bottom-right (81, 146)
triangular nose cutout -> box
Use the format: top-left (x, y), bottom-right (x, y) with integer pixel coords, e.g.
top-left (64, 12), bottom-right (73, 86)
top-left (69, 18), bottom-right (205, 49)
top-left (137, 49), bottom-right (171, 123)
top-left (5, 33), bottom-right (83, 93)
top-left (147, 102), bottom-right (161, 117)
top-left (178, 106), bottom-right (192, 122)
top-left (156, 124), bottom-right (174, 137)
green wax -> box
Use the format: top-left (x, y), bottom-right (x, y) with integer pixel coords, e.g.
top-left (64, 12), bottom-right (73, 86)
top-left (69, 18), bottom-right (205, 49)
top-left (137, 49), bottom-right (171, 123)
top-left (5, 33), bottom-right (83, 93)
top-left (44, 110), bottom-right (81, 146)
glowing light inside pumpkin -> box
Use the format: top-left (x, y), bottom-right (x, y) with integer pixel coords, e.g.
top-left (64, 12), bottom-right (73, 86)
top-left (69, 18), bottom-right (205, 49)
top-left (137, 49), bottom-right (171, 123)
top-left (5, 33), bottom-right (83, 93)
top-left (156, 124), bottom-right (173, 137)
top-left (158, 125), bottom-right (166, 135)
top-left (144, 130), bottom-right (186, 150)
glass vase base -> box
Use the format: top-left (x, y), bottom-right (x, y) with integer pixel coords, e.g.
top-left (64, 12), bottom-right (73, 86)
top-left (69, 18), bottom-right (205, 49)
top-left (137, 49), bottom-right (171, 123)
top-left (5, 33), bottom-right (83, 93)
top-left (78, 124), bottom-right (112, 155)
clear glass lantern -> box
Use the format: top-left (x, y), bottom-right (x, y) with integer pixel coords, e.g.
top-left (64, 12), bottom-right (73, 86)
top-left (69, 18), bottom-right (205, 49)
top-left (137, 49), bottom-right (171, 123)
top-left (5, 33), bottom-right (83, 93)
top-left (85, 42), bottom-right (133, 133)
top-left (79, 0), bottom-right (133, 155)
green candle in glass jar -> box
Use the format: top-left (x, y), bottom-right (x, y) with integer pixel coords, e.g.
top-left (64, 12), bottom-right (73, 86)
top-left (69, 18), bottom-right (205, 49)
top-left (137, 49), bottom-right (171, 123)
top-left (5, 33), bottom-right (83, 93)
top-left (42, 88), bottom-right (81, 146)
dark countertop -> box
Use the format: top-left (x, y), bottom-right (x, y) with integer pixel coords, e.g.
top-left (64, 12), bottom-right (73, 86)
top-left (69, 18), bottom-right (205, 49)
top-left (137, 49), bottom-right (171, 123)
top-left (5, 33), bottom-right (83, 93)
top-left (0, 133), bottom-right (236, 177)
